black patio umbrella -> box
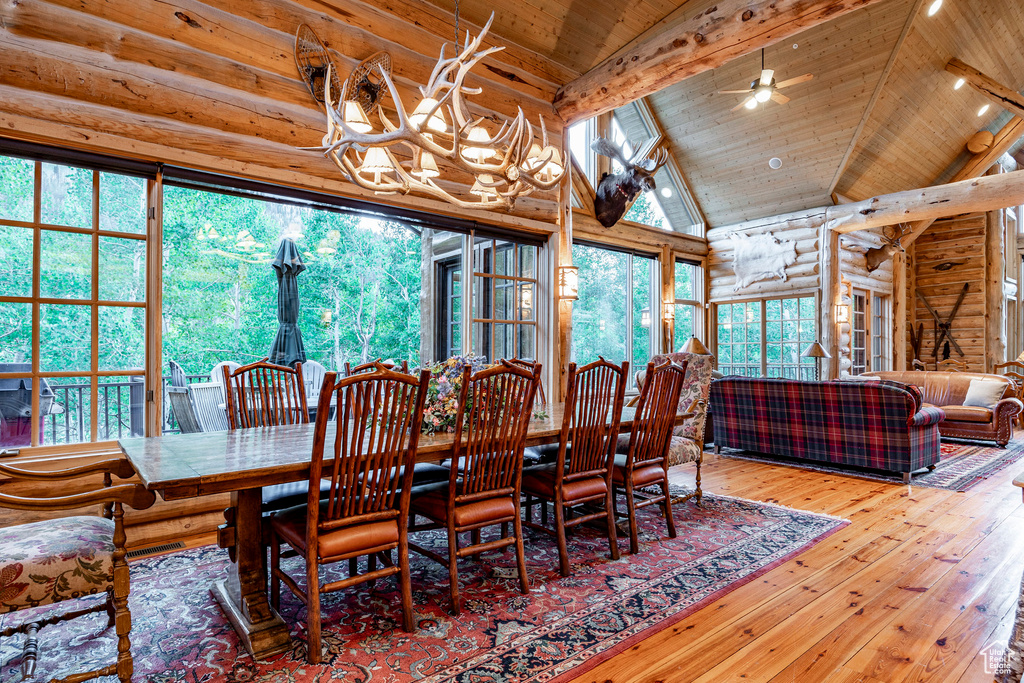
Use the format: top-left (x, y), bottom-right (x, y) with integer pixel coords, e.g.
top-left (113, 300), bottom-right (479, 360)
top-left (268, 238), bottom-right (307, 368)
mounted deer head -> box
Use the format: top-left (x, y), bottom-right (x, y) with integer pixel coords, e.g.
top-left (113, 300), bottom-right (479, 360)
top-left (591, 136), bottom-right (669, 228)
top-left (864, 224), bottom-right (911, 273)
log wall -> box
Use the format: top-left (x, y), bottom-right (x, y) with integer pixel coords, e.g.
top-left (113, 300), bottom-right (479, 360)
top-left (0, 0), bottom-right (567, 231)
top-left (909, 214), bottom-right (987, 372)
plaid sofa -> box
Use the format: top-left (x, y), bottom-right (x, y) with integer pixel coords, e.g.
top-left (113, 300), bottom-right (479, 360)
top-left (710, 377), bottom-right (945, 480)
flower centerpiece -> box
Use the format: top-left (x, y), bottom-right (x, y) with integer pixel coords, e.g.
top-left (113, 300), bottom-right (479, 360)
top-left (421, 355), bottom-right (491, 434)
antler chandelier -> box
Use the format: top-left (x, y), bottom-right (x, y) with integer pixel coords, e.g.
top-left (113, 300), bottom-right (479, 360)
top-left (305, 13), bottom-right (565, 211)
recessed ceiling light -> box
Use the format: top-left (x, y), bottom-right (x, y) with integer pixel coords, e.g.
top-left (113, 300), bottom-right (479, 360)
top-left (953, 78), bottom-right (965, 90)
top-left (792, 44), bottom-right (799, 50)
top-left (769, 157), bottom-right (782, 170)
top-left (927, 0), bottom-right (942, 16)
top-left (660, 187), bottom-right (672, 198)
top-left (978, 104), bottom-right (990, 116)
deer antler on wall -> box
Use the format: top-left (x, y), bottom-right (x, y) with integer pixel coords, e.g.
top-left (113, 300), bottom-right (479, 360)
top-left (298, 15), bottom-right (565, 212)
top-left (591, 136), bottom-right (669, 227)
top-left (864, 223), bottom-right (911, 272)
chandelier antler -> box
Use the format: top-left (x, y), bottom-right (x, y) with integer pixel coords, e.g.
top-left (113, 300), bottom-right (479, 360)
top-left (298, 14), bottom-right (565, 211)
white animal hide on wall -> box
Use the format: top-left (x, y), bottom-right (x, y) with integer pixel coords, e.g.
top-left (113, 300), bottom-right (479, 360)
top-left (728, 232), bottom-right (798, 291)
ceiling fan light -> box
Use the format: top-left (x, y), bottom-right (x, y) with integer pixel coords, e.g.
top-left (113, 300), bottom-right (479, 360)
top-left (744, 98), bottom-right (758, 110)
top-left (926, 0), bottom-right (942, 16)
top-left (754, 87), bottom-right (772, 103)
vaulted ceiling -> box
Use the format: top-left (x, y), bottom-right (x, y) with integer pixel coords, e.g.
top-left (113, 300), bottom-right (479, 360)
top-left (423, 0), bottom-right (1024, 228)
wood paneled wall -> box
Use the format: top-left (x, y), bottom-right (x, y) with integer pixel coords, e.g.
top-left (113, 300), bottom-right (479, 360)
top-left (909, 214), bottom-right (987, 371)
top-left (839, 228), bottom-right (894, 296)
top-left (0, 0), bottom-right (566, 231)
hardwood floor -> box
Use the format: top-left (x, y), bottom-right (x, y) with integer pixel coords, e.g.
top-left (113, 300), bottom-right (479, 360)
top-left (571, 451), bottom-right (1024, 683)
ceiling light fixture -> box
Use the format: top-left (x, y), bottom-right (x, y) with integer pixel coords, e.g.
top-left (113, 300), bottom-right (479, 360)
top-left (306, 13), bottom-right (564, 212)
top-left (744, 98), bottom-right (759, 110)
top-left (769, 157), bottom-right (783, 169)
top-left (953, 78), bottom-right (965, 90)
top-left (927, 0), bottom-right (942, 16)
top-left (978, 104), bottom-right (991, 117)
top-left (754, 86), bottom-right (773, 103)
top-left (660, 187), bottom-right (672, 198)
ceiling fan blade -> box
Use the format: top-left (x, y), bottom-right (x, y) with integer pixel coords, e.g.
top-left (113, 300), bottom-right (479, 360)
top-left (776, 73), bottom-right (814, 89)
top-left (732, 97), bottom-right (755, 112)
top-left (719, 89), bottom-right (753, 94)
top-left (759, 69), bottom-right (774, 86)
top-left (770, 91), bottom-right (790, 105)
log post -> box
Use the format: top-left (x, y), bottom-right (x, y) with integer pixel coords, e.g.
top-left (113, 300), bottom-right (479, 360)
top-left (892, 249), bottom-right (907, 370)
top-left (557, 135), bottom-right (574, 400)
top-left (985, 200), bottom-right (1006, 372)
top-left (661, 245), bottom-right (675, 354)
top-left (820, 227), bottom-right (841, 379)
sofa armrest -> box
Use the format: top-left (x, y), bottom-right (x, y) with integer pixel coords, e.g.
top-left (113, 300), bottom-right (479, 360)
top-left (995, 397), bottom-right (1024, 420)
top-left (909, 406), bottom-right (945, 427)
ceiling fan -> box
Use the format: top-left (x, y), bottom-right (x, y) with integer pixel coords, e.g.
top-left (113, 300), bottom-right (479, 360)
top-left (720, 49), bottom-right (813, 112)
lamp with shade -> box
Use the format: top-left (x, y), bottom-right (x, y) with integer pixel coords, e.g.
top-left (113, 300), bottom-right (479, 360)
top-left (680, 337), bottom-right (712, 355)
top-left (802, 341), bottom-right (831, 380)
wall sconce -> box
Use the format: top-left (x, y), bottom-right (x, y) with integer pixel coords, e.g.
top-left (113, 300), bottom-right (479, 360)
top-left (557, 265), bottom-right (579, 300)
top-left (640, 307), bottom-right (651, 328)
top-left (835, 303), bottom-right (851, 325)
top-left (662, 302), bottom-right (676, 322)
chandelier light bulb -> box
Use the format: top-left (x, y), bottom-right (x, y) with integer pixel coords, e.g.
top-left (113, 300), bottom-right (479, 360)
top-left (463, 126), bottom-right (497, 162)
top-left (341, 101), bottom-right (372, 134)
top-left (471, 173), bottom-right (500, 200)
top-left (410, 97), bottom-right (447, 133)
top-left (539, 145), bottom-right (563, 182)
top-left (412, 151), bottom-right (440, 180)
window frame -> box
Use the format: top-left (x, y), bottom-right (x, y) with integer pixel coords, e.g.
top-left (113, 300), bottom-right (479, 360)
top-left (713, 294), bottom-right (820, 378)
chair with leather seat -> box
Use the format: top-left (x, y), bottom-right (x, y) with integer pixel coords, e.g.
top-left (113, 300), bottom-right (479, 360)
top-left (408, 360), bottom-right (541, 615)
top-left (0, 458), bottom-right (155, 682)
top-left (613, 359), bottom-right (688, 554)
top-left (270, 363), bottom-right (430, 664)
top-left (522, 358), bottom-right (627, 576)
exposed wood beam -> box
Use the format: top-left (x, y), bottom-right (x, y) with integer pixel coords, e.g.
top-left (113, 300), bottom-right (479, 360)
top-left (902, 116), bottom-right (1024, 247)
top-left (553, 0), bottom-right (889, 125)
top-left (631, 97), bottom-right (707, 232)
top-left (708, 170), bottom-right (1024, 237)
top-left (569, 156), bottom-right (597, 218)
top-left (945, 58), bottom-right (1024, 120)
top-left (827, 0), bottom-right (924, 197)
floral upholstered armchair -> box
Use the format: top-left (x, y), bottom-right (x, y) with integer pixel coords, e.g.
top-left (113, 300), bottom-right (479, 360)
top-left (0, 458), bottom-right (155, 682)
top-left (621, 352), bottom-right (715, 502)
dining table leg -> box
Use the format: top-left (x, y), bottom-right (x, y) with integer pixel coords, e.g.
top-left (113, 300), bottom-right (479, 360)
top-left (210, 487), bottom-right (293, 660)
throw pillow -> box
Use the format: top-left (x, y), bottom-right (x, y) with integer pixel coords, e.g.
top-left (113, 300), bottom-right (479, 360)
top-left (963, 379), bottom-right (1006, 409)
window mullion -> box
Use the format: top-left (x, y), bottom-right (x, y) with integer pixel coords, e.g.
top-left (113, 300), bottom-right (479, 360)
top-left (761, 300), bottom-right (767, 377)
top-left (90, 170), bottom-right (100, 442)
top-left (30, 161), bottom-right (42, 447)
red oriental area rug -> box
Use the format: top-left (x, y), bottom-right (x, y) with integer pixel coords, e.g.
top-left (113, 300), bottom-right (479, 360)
top-left (0, 493), bottom-right (846, 683)
top-left (720, 436), bottom-right (1024, 491)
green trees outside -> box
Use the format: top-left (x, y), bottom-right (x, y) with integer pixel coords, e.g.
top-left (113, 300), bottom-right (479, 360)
top-left (161, 186), bottom-right (423, 377)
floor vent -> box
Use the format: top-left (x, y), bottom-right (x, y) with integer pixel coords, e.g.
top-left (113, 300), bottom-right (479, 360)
top-left (126, 541), bottom-right (186, 560)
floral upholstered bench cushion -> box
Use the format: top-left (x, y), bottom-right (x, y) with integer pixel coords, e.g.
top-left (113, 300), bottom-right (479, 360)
top-left (0, 516), bottom-right (115, 613)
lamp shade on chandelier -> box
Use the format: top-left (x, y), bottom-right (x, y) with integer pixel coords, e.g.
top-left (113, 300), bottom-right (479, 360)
top-left (307, 13), bottom-right (566, 212)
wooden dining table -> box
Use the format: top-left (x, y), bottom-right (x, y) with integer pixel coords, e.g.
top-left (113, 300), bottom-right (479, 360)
top-left (118, 403), bottom-right (637, 660)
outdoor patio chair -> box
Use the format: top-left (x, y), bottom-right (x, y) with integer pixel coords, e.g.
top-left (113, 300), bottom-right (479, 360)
top-left (408, 360), bottom-right (541, 615)
top-left (300, 359), bottom-right (328, 403)
top-left (270, 363), bottom-right (430, 663)
top-left (612, 360), bottom-right (687, 554)
top-left (0, 458), bottom-right (155, 682)
top-left (168, 360), bottom-right (188, 389)
top-left (187, 382), bottom-right (230, 432)
top-left (167, 386), bottom-right (202, 434)
top-left (522, 358), bottom-right (627, 576)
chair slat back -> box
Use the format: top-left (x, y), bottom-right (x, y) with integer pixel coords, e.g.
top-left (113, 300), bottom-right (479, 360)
top-left (223, 361), bottom-right (309, 429)
top-left (313, 365), bottom-right (430, 524)
top-left (344, 358), bottom-right (409, 377)
top-left (508, 358), bottom-right (546, 406)
top-left (562, 358), bottom-right (627, 479)
top-left (626, 360), bottom-right (688, 469)
top-left (937, 358), bottom-right (968, 372)
top-left (168, 360), bottom-right (188, 389)
top-left (187, 382), bottom-right (230, 432)
top-left (167, 388), bottom-right (202, 434)
top-left (453, 361), bottom-right (540, 498)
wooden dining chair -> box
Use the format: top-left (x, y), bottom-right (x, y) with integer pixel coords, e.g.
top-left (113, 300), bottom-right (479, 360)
top-left (222, 360), bottom-right (309, 429)
top-left (508, 358), bottom-right (546, 406)
top-left (270, 363), bottom-right (430, 664)
top-left (0, 458), bottom-right (155, 682)
top-left (408, 360), bottom-right (541, 615)
top-left (613, 360), bottom-right (688, 554)
top-left (344, 358), bottom-right (409, 376)
top-left (937, 357), bottom-right (968, 372)
top-left (522, 358), bottom-right (627, 576)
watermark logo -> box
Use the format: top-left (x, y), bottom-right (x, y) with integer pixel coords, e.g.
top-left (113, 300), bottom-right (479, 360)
top-left (981, 641), bottom-right (1011, 676)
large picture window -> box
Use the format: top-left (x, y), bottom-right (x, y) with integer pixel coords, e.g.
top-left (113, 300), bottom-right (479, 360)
top-left (674, 259), bottom-right (704, 351)
top-left (0, 155), bottom-right (149, 447)
top-left (471, 237), bottom-right (538, 362)
top-left (572, 242), bottom-right (656, 389)
top-left (716, 296), bottom-right (817, 378)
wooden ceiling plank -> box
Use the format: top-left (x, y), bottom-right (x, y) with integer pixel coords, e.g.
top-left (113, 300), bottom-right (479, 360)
top-left (902, 116), bottom-right (1024, 247)
top-left (945, 58), bottom-right (1024, 119)
top-left (553, 0), bottom-right (890, 125)
top-left (827, 0), bottom-right (925, 198)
